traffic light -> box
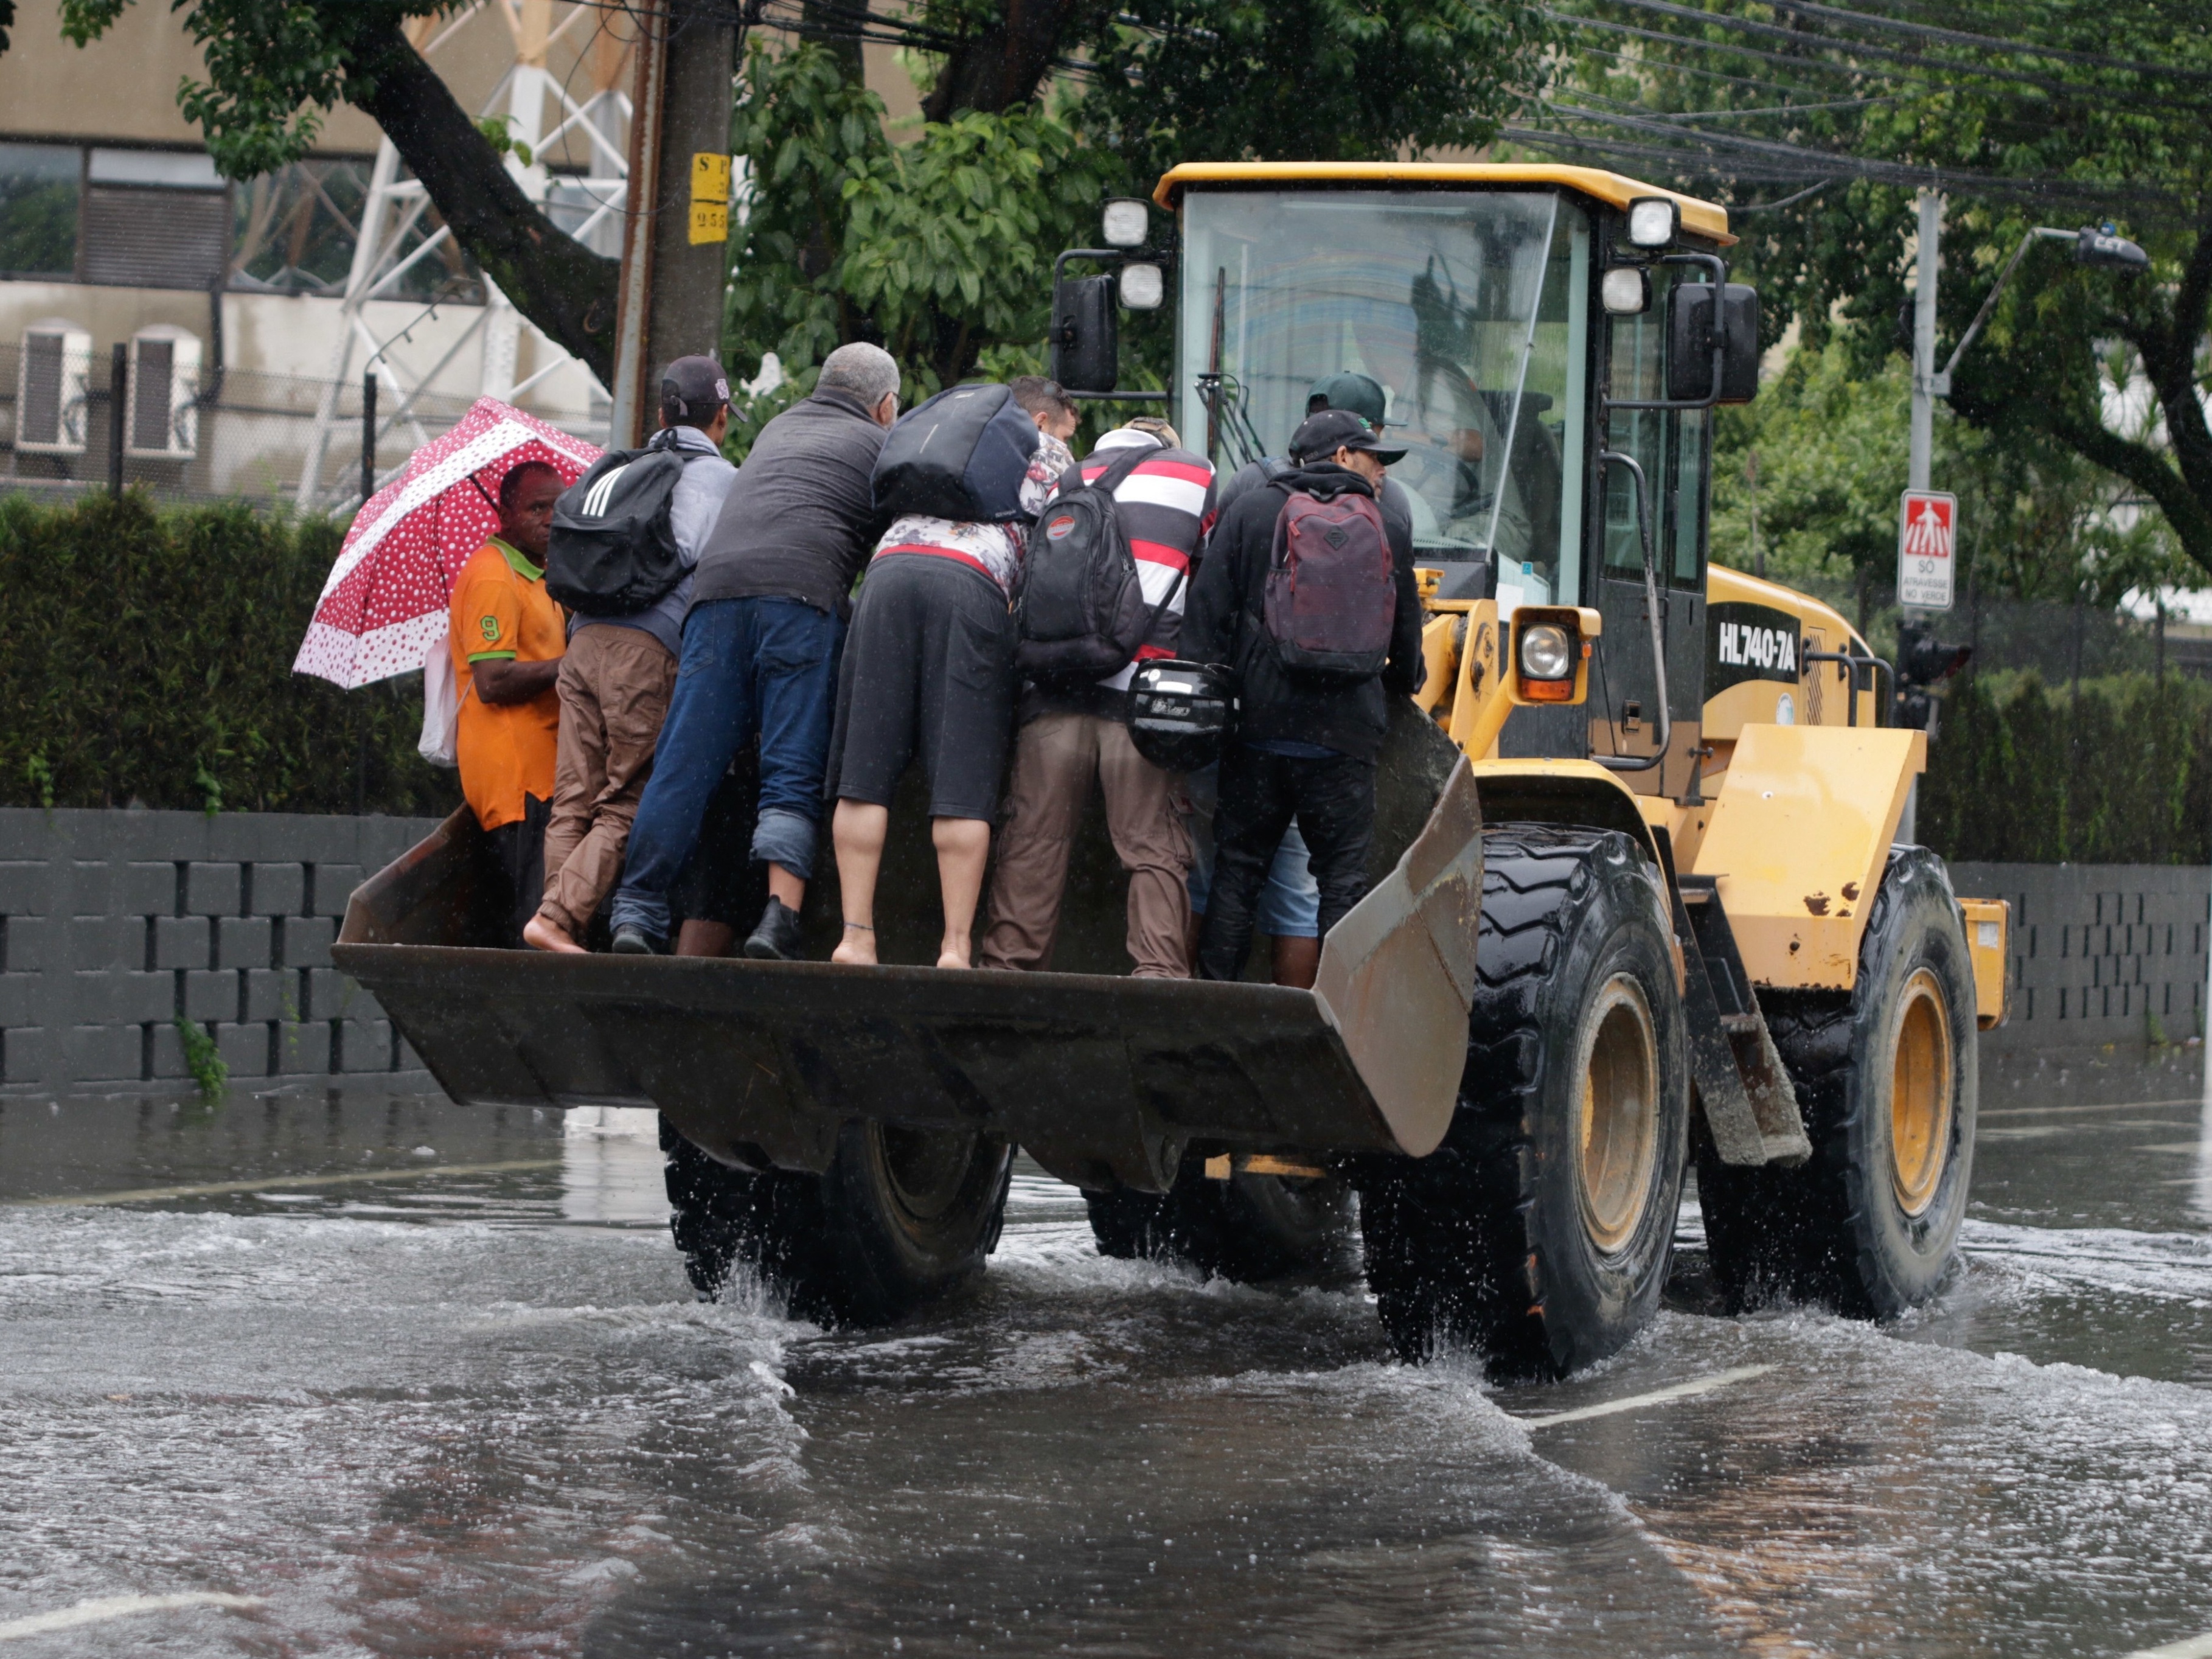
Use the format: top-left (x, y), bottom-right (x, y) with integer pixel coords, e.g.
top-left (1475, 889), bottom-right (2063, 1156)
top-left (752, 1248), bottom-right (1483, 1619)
top-left (1894, 619), bottom-right (1972, 738)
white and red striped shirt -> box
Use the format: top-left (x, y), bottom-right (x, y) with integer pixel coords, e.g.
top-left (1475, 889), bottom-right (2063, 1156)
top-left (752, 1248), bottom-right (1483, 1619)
top-left (872, 433), bottom-right (1073, 600)
top-left (1059, 429), bottom-right (1216, 691)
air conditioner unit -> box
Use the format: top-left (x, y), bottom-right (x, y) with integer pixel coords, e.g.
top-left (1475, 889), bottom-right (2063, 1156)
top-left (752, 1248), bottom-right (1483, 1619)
top-left (15, 322), bottom-right (92, 455)
top-left (127, 326), bottom-right (203, 459)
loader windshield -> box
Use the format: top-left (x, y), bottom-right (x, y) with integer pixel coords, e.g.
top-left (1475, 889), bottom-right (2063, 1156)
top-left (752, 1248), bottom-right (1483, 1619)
top-left (1179, 188), bottom-right (1590, 607)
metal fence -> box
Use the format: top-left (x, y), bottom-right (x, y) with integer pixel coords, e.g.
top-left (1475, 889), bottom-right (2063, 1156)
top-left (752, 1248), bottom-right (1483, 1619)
top-left (0, 339), bottom-right (610, 515)
top-left (1772, 573), bottom-right (2212, 687)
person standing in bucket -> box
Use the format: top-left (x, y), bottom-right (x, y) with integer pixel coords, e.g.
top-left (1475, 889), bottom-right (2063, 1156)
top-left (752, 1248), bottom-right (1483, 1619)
top-left (1184, 409), bottom-right (1423, 983)
top-left (607, 342), bottom-right (902, 959)
top-left (1191, 371), bottom-right (1413, 990)
top-left (978, 417), bottom-right (1214, 978)
top-left (525, 358), bottom-right (737, 953)
top-left (450, 459), bottom-right (566, 947)
top-left (826, 384), bottom-right (1070, 970)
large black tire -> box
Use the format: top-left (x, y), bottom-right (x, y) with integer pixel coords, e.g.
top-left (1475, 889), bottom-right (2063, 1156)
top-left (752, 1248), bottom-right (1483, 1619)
top-left (1358, 825), bottom-right (1691, 1377)
top-left (1085, 1162), bottom-right (1354, 1281)
top-left (1696, 846), bottom-right (1978, 1318)
top-left (661, 1116), bottom-right (1013, 1327)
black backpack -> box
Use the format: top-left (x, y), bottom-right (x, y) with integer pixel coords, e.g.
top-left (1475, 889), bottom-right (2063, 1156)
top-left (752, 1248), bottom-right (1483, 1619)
top-left (1014, 445), bottom-right (1164, 684)
top-left (872, 382), bottom-right (1040, 524)
top-left (545, 430), bottom-right (711, 617)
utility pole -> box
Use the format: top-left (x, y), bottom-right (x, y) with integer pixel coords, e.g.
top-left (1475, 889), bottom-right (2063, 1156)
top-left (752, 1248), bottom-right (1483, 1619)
top-left (610, 0), bottom-right (737, 448)
top-left (1910, 188), bottom-right (1942, 498)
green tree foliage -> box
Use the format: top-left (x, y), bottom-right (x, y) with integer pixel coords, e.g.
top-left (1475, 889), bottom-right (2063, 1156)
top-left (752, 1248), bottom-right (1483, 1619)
top-left (722, 41), bottom-right (1110, 439)
top-left (1710, 335), bottom-right (2191, 608)
top-left (0, 495), bottom-right (454, 816)
top-left (726, 3), bottom-right (1555, 433)
top-left (1922, 673), bottom-right (2212, 864)
top-left (1541, 0), bottom-right (2212, 573)
top-left (1077, 1), bottom-right (1554, 181)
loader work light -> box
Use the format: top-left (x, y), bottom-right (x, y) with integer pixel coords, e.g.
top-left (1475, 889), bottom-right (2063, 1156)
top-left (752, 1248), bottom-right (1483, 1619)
top-left (1602, 266), bottom-right (1650, 315)
top-left (1102, 198), bottom-right (1150, 248)
top-left (1119, 262), bottom-right (1166, 310)
top-left (1626, 195), bottom-right (1680, 249)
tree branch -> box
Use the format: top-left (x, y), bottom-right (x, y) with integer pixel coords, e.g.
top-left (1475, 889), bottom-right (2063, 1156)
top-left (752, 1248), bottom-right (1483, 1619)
top-left (921, 0), bottom-right (1083, 120)
top-left (339, 15), bottom-right (619, 381)
top-left (2002, 394), bottom-right (2212, 575)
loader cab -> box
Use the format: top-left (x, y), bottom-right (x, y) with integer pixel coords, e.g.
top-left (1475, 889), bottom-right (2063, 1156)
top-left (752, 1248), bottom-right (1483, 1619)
top-left (1080, 164), bottom-right (1766, 803)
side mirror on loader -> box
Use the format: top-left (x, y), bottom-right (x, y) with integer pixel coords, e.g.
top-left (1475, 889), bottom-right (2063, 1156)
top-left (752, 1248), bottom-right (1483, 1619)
top-left (1666, 282), bottom-right (1761, 404)
top-left (1051, 273), bottom-right (1119, 393)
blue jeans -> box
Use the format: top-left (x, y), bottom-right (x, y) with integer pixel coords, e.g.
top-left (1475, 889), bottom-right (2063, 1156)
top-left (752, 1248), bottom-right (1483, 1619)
top-left (611, 596), bottom-right (844, 941)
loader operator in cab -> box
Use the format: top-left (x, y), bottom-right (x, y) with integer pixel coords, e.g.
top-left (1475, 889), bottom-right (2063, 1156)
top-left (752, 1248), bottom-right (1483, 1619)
top-left (1184, 409), bottom-right (1423, 983)
top-left (450, 459), bottom-right (566, 948)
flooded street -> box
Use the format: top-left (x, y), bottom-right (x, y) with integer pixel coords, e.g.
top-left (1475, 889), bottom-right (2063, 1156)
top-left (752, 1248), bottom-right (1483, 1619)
top-left (1, 1049), bottom-right (2209, 1658)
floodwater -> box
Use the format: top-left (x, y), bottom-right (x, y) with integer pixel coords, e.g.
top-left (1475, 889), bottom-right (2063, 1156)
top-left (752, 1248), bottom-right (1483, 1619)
top-left (1, 1048), bottom-right (2208, 1658)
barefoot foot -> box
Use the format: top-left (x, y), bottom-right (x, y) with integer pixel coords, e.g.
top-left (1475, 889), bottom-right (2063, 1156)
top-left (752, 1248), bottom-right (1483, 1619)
top-left (523, 914), bottom-right (585, 954)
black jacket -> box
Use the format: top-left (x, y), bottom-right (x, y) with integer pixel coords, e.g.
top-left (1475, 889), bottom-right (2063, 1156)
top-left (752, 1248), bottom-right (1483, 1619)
top-left (691, 386), bottom-right (891, 617)
top-left (1184, 462), bottom-right (1424, 762)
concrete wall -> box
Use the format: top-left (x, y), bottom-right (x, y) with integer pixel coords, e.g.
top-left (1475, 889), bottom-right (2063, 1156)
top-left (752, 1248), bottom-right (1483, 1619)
top-left (1949, 861), bottom-right (2210, 1051)
top-left (0, 809), bottom-right (442, 1094)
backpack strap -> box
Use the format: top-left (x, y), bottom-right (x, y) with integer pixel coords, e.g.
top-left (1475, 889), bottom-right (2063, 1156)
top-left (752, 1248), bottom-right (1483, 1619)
top-left (1071, 441), bottom-right (1156, 499)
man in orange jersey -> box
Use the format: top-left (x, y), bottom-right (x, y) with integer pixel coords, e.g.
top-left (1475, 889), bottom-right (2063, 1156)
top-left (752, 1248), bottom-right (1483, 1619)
top-left (450, 460), bottom-right (565, 944)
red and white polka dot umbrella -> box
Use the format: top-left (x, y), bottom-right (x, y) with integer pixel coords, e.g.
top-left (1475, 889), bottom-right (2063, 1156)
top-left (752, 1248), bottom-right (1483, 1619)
top-left (292, 398), bottom-right (601, 689)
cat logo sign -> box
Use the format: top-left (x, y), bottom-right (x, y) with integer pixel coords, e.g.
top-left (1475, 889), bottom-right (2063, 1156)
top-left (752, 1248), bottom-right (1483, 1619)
top-left (1897, 489), bottom-right (1956, 610)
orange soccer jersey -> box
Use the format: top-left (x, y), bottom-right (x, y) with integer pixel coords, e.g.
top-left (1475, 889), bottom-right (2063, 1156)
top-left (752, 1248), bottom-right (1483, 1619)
top-left (448, 537), bottom-right (564, 830)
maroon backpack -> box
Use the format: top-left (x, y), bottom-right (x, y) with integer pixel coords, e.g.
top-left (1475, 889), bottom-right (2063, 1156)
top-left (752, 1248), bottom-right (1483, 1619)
top-left (1262, 487), bottom-right (1396, 682)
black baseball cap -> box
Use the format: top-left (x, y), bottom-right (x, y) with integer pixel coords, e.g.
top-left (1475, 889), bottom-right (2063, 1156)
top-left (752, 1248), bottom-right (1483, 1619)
top-left (1290, 408), bottom-right (1407, 465)
top-left (1306, 370), bottom-right (1390, 428)
top-left (662, 355), bottom-right (731, 418)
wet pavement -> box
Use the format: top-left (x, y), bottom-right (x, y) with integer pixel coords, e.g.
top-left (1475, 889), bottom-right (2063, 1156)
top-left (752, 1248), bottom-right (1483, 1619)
top-left (1, 1047), bottom-right (2209, 1657)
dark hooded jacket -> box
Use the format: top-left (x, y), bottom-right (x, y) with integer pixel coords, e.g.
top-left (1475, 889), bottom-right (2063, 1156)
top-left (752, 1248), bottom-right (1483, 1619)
top-left (1183, 461), bottom-right (1424, 762)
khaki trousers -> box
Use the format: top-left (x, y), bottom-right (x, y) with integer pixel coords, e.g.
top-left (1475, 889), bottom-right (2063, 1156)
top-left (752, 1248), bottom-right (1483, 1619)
top-left (979, 711), bottom-right (1192, 978)
top-left (538, 625), bottom-right (677, 936)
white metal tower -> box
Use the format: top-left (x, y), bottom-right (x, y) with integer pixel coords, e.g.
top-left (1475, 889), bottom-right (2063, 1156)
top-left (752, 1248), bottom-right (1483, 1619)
top-left (294, 1), bottom-right (633, 509)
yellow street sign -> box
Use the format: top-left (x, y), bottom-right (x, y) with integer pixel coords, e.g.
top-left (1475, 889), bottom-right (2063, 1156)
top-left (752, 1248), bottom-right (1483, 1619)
top-left (690, 151), bottom-right (731, 203)
top-left (689, 201), bottom-right (729, 246)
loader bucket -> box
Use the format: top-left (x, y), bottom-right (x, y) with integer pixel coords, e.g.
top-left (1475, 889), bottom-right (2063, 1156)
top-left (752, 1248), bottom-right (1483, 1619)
top-left (336, 706), bottom-right (1476, 1192)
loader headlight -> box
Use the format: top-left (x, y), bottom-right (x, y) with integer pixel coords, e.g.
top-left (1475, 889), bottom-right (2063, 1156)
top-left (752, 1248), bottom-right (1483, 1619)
top-left (1518, 622), bottom-right (1573, 682)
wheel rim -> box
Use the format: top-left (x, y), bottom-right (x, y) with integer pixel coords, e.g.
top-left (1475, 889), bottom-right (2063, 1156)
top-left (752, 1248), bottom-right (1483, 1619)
top-left (1575, 975), bottom-right (1661, 1256)
top-left (1889, 968), bottom-right (1954, 1217)
top-left (877, 1125), bottom-right (981, 1225)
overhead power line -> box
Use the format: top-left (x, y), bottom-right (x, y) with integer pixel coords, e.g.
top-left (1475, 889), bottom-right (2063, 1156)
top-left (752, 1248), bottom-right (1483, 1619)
top-left (1528, 100), bottom-right (2185, 211)
top-left (1565, 0), bottom-right (2212, 108)
top-left (1758, 0), bottom-right (2212, 85)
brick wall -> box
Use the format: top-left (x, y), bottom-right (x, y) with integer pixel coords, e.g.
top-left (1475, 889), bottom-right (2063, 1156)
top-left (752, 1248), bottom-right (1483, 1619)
top-left (0, 809), bottom-right (443, 1091)
top-left (1947, 861), bottom-right (2210, 1050)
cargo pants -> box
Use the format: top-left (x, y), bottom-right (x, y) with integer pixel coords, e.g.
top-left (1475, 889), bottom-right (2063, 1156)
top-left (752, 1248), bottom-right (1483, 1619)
top-left (978, 710), bottom-right (1193, 978)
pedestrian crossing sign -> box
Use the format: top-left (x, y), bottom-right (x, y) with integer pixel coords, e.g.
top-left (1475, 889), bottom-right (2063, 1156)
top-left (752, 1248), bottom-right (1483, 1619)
top-left (1897, 489), bottom-right (1956, 610)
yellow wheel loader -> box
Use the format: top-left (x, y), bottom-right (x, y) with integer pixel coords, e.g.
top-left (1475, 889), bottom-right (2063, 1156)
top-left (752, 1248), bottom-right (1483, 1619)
top-left (336, 164), bottom-right (2009, 1377)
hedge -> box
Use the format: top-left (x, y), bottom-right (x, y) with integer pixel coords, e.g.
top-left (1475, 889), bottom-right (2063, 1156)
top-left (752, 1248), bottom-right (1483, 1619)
top-left (1921, 672), bottom-right (2212, 865)
top-left (0, 492), bottom-right (456, 816)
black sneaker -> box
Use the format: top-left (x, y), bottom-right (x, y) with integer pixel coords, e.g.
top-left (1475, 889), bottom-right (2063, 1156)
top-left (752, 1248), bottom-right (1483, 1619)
top-left (610, 923), bottom-right (663, 956)
top-left (742, 897), bottom-right (805, 961)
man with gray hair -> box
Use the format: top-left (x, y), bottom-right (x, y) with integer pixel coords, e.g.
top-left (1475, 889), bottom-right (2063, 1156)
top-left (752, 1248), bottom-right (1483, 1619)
top-left (610, 341), bottom-right (902, 957)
